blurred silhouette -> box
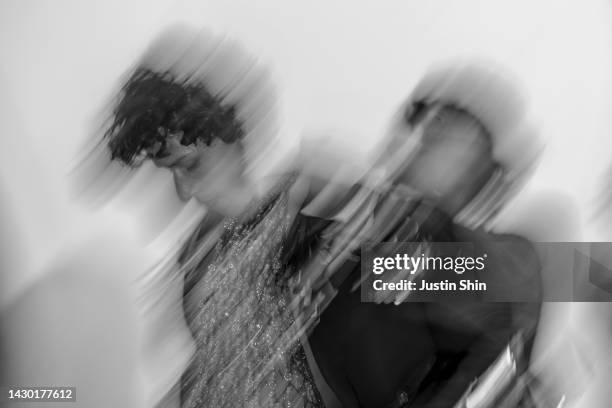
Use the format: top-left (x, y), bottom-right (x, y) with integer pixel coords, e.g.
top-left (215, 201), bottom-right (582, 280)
top-left (88, 24), bottom-right (327, 408)
top-left (289, 61), bottom-right (546, 408)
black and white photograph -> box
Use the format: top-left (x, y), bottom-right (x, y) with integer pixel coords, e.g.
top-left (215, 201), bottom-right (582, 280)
top-left (1, 1), bottom-right (612, 407)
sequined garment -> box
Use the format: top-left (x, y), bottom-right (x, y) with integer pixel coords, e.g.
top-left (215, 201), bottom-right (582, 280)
top-left (179, 178), bottom-right (323, 408)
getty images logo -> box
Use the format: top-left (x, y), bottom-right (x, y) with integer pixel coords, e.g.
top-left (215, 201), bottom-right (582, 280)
top-left (372, 253), bottom-right (488, 275)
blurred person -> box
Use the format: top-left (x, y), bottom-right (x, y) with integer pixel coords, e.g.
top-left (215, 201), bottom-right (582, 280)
top-left (94, 24), bottom-right (339, 408)
top-left (289, 62), bottom-right (546, 408)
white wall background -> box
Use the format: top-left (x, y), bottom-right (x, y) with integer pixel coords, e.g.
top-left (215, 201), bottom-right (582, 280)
top-left (1, 0), bottom-right (610, 255)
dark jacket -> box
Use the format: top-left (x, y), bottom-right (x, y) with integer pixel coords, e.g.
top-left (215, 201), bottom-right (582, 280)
top-left (288, 206), bottom-right (541, 408)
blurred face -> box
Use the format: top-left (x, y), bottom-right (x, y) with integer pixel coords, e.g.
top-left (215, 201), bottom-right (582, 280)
top-left (146, 129), bottom-right (246, 213)
top-left (396, 105), bottom-right (497, 214)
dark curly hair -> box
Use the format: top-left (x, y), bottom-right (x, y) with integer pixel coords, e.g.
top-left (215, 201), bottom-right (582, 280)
top-left (105, 67), bottom-right (245, 166)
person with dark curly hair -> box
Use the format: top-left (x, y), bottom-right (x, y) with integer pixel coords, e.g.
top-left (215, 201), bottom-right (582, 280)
top-left (98, 25), bottom-right (333, 408)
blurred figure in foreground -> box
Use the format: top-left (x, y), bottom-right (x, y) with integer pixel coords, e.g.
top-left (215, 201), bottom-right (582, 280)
top-left (289, 62), bottom-right (547, 408)
top-left (93, 25), bottom-right (329, 408)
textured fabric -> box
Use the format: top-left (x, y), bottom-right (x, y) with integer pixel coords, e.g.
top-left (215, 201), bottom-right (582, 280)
top-left (178, 176), bottom-right (324, 408)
